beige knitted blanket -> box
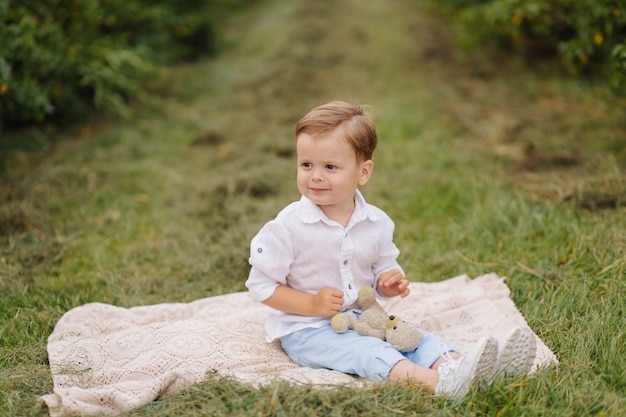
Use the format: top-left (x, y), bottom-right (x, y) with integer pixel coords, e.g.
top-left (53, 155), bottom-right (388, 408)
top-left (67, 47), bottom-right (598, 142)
top-left (39, 273), bottom-right (558, 416)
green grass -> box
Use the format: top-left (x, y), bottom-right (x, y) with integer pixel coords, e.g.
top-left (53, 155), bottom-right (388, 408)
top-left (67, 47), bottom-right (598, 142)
top-left (1, 0), bottom-right (625, 415)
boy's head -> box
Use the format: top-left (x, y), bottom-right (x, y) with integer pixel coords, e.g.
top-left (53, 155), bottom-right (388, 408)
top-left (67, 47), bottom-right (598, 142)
top-left (295, 101), bottom-right (377, 162)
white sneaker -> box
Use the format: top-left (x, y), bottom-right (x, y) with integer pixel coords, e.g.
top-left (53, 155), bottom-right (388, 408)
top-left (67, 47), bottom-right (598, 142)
top-left (490, 327), bottom-right (537, 382)
top-left (435, 335), bottom-right (498, 399)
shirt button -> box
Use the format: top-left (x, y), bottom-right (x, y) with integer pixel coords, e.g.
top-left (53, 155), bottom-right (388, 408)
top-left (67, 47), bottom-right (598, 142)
top-left (348, 284), bottom-right (353, 290)
top-left (343, 260), bottom-right (348, 265)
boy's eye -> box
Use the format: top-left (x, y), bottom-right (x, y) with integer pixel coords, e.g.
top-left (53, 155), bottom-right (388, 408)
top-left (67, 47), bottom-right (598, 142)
top-left (301, 162), bottom-right (311, 168)
top-left (326, 164), bottom-right (337, 170)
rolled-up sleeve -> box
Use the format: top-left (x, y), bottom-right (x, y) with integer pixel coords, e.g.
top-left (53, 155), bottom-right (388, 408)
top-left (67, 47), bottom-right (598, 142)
top-left (371, 216), bottom-right (403, 278)
top-left (245, 220), bottom-right (293, 302)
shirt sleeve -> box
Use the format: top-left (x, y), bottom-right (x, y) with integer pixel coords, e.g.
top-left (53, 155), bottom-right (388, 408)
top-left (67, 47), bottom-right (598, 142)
top-left (371, 214), bottom-right (405, 299)
top-left (245, 219), bottom-right (294, 302)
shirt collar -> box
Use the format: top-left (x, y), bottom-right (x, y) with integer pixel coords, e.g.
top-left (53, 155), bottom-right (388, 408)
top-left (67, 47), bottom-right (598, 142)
top-left (299, 189), bottom-right (381, 226)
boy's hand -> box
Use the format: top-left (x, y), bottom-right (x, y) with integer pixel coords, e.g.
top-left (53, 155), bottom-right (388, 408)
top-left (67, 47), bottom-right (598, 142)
top-left (262, 285), bottom-right (343, 317)
top-left (376, 269), bottom-right (410, 298)
top-left (311, 288), bottom-right (344, 317)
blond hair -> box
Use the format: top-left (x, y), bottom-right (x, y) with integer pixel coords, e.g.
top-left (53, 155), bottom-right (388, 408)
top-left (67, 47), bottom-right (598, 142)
top-left (295, 101), bottom-right (377, 162)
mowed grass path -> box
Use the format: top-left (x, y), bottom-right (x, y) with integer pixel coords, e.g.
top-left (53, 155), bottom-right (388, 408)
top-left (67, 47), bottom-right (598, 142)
top-left (1, 0), bottom-right (625, 415)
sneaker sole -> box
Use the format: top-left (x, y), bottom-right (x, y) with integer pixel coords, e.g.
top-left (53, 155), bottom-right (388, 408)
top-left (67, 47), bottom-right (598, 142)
top-left (452, 335), bottom-right (498, 398)
top-left (471, 336), bottom-right (498, 389)
top-left (492, 327), bottom-right (537, 381)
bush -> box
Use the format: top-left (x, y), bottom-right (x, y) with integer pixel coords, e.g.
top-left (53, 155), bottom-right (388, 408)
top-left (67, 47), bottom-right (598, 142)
top-left (0, 0), bottom-right (246, 128)
top-left (424, 0), bottom-right (626, 91)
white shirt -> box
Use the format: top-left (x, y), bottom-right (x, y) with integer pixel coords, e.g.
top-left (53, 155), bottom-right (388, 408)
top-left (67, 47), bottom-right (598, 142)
top-left (246, 189), bottom-right (403, 342)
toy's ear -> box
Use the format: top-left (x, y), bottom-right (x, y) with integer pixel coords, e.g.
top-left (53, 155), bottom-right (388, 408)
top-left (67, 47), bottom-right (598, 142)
top-left (358, 287), bottom-right (373, 299)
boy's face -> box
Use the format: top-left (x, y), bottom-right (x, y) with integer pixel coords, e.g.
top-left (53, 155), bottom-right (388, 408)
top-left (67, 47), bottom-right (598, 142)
top-left (296, 128), bottom-right (373, 215)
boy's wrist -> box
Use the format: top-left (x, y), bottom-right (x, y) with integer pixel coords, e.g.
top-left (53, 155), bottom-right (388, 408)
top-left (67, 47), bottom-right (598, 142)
top-left (376, 285), bottom-right (392, 297)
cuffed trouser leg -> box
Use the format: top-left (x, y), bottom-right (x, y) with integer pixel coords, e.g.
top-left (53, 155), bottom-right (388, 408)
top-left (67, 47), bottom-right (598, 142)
top-left (280, 325), bottom-right (458, 381)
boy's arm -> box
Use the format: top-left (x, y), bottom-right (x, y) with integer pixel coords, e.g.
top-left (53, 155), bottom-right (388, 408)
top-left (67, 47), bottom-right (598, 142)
top-left (262, 285), bottom-right (344, 317)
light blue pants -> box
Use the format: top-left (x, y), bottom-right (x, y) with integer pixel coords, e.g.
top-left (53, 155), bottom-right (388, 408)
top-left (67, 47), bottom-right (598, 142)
top-left (280, 324), bottom-right (458, 381)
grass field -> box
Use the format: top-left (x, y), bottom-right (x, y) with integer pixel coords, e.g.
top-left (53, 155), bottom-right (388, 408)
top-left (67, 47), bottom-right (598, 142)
top-left (1, 0), bottom-right (625, 416)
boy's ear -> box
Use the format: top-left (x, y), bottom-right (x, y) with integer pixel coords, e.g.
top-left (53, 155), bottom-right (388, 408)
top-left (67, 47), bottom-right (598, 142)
top-left (359, 160), bottom-right (374, 186)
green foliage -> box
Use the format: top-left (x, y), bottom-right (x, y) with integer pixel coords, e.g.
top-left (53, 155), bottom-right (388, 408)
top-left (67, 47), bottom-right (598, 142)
top-left (425, 0), bottom-right (626, 91)
top-left (0, 0), bottom-right (245, 127)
